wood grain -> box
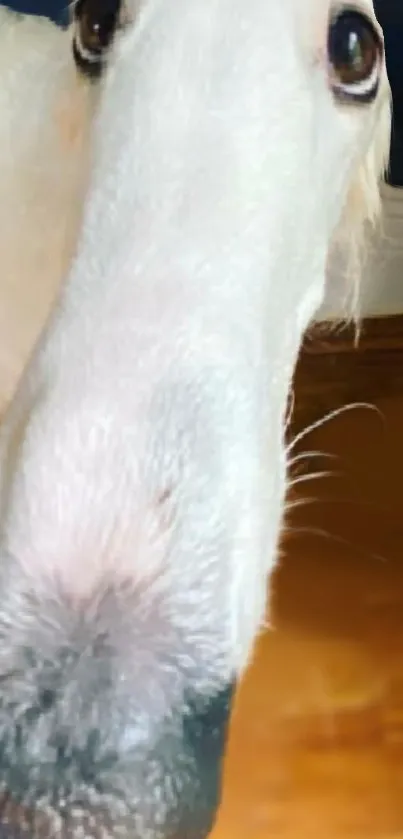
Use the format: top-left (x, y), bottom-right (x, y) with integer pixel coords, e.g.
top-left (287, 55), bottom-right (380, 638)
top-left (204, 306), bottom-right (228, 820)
top-left (292, 313), bottom-right (403, 434)
top-left (212, 389), bottom-right (403, 839)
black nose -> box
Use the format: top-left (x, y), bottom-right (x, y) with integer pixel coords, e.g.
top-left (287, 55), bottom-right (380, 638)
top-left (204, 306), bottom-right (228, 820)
top-left (0, 823), bottom-right (29, 839)
top-left (0, 579), bottom-right (236, 839)
top-left (0, 675), bottom-right (235, 839)
top-left (170, 681), bottom-right (236, 838)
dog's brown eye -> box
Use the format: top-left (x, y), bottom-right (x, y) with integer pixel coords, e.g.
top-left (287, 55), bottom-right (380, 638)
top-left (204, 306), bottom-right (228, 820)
top-left (328, 7), bottom-right (383, 103)
top-left (73, 0), bottom-right (122, 79)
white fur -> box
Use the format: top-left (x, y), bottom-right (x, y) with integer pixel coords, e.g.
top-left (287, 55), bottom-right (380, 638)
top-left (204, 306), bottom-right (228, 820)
top-left (0, 0), bottom-right (391, 703)
top-left (0, 12), bottom-right (95, 412)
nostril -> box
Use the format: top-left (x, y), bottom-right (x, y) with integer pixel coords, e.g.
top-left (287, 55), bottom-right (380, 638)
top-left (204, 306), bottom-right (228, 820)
top-left (37, 689), bottom-right (56, 713)
top-left (0, 795), bottom-right (36, 839)
top-left (0, 823), bottom-right (25, 839)
top-left (0, 584), bottom-right (236, 839)
top-left (0, 684), bottom-right (235, 839)
top-left (0, 825), bottom-right (27, 839)
top-left (0, 794), bottom-right (112, 839)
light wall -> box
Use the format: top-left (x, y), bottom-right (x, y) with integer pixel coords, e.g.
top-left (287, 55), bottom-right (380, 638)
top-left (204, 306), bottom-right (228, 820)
top-left (318, 184), bottom-right (403, 320)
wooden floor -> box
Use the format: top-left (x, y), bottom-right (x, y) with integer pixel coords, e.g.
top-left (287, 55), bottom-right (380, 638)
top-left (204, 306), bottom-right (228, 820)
top-left (212, 393), bottom-right (403, 839)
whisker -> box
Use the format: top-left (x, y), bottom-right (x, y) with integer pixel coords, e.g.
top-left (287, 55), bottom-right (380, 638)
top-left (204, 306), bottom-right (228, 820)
top-left (288, 450), bottom-right (339, 468)
top-left (284, 496), bottom-right (319, 512)
top-left (288, 491), bottom-right (394, 516)
top-left (287, 401), bottom-right (385, 455)
top-left (282, 524), bottom-right (388, 564)
top-left (287, 469), bottom-right (341, 489)
top-left (284, 390), bottom-right (295, 436)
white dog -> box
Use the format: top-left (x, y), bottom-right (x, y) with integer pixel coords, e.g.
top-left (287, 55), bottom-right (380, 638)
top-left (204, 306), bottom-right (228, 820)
top-left (0, 2), bottom-right (391, 837)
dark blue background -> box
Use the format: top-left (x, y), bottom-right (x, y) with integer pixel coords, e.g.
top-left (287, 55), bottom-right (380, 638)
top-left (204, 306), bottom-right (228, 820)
top-left (0, 0), bottom-right (69, 26)
top-left (375, 1), bottom-right (403, 186)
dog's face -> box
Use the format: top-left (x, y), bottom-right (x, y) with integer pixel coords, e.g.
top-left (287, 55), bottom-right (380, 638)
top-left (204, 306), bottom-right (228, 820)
top-left (0, 1), bottom-right (391, 837)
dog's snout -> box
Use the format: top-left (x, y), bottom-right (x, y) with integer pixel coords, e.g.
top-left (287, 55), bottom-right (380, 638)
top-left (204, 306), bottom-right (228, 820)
top-left (0, 684), bottom-right (234, 839)
top-left (0, 586), bottom-right (234, 839)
